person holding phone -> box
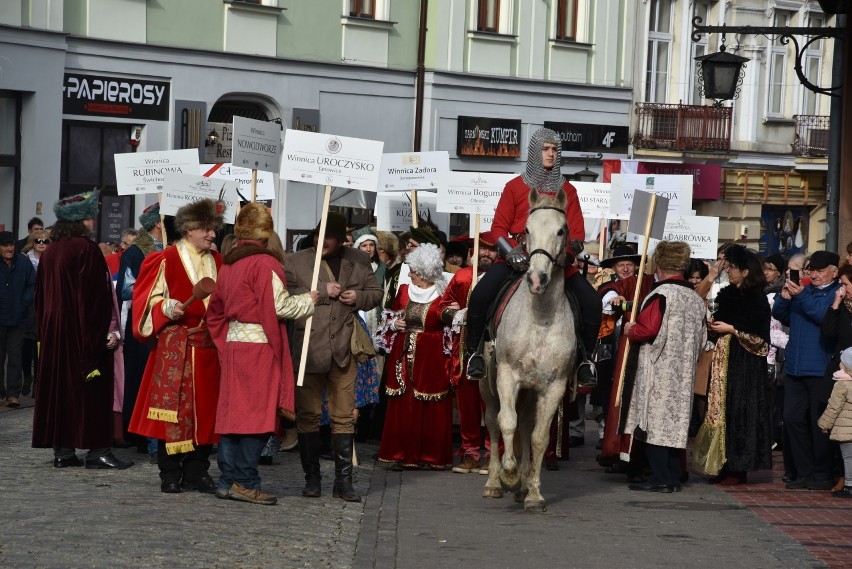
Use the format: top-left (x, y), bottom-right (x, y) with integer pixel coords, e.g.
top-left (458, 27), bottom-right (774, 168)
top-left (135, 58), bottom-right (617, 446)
top-left (772, 250), bottom-right (841, 491)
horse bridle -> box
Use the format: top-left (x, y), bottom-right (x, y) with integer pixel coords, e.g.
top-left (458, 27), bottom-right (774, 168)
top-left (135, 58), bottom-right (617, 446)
top-left (525, 205), bottom-right (568, 268)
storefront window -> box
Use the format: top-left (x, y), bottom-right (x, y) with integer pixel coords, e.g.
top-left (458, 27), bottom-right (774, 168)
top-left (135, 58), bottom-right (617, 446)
top-left (0, 92), bottom-right (21, 234)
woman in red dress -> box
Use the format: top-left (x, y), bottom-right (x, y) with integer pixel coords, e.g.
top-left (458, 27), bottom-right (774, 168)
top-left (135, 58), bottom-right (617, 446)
top-left (378, 243), bottom-right (455, 469)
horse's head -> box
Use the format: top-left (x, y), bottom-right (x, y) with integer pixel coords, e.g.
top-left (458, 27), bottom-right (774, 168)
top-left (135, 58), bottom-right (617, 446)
top-left (524, 187), bottom-right (568, 295)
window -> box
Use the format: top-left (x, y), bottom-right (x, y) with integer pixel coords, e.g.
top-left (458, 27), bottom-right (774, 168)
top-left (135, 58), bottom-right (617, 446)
top-left (690, 2), bottom-right (711, 105)
top-left (645, 0), bottom-right (673, 103)
top-left (350, 0), bottom-right (375, 18)
top-left (767, 10), bottom-right (794, 117)
top-left (478, 0), bottom-right (499, 32)
top-left (556, 0), bottom-right (577, 41)
top-left (801, 15), bottom-right (825, 115)
top-left (0, 92), bottom-right (21, 236)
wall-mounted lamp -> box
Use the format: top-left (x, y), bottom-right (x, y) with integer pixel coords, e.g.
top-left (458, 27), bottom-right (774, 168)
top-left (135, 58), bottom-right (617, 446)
top-left (205, 128), bottom-right (220, 147)
top-left (563, 152), bottom-right (603, 182)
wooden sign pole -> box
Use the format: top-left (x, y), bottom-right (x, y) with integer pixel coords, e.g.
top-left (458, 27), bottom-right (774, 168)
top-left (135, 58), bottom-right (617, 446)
top-left (471, 214), bottom-right (481, 286)
top-left (599, 218), bottom-right (607, 261)
top-left (614, 193), bottom-right (657, 407)
top-left (250, 169), bottom-right (258, 203)
top-left (158, 191), bottom-right (168, 246)
top-left (296, 184), bottom-right (333, 387)
top-left (410, 191), bottom-right (419, 228)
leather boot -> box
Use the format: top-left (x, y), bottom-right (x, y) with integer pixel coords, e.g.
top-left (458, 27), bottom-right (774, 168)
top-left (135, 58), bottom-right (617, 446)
top-left (298, 432), bottom-right (322, 498)
top-left (331, 433), bottom-right (361, 502)
top-left (576, 324), bottom-right (598, 388)
top-left (466, 313), bottom-right (486, 379)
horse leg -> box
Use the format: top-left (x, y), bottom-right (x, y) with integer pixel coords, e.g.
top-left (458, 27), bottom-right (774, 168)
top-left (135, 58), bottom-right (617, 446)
top-left (514, 393), bottom-right (535, 503)
top-left (479, 375), bottom-right (503, 499)
top-left (496, 368), bottom-right (522, 493)
top-left (525, 380), bottom-right (567, 513)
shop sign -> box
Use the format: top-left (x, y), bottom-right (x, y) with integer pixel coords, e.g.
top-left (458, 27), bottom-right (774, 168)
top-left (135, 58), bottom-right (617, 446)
top-left (436, 171), bottom-right (514, 216)
top-left (62, 73), bottom-right (170, 120)
top-left (457, 116), bottom-right (521, 158)
top-left (544, 121), bottom-right (629, 153)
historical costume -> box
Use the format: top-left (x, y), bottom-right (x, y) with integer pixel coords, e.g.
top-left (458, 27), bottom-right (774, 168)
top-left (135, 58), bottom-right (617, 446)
top-left (378, 244), bottom-right (453, 469)
top-left (32, 190), bottom-right (132, 469)
top-left (129, 199), bottom-right (223, 493)
top-left (208, 203), bottom-right (315, 505)
top-left (623, 242), bottom-right (706, 492)
top-left (694, 245), bottom-right (772, 483)
top-left (466, 128), bottom-right (600, 384)
top-left (285, 212), bottom-right (383, 502)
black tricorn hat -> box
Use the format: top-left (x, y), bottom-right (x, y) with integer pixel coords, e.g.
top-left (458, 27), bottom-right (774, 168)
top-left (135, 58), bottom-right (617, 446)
top-left (600, 244), bottom-right (641, 269)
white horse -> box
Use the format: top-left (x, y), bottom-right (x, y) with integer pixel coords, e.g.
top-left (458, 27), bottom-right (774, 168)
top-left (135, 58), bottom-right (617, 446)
top-left (479, 187), bottom-right (576, 513)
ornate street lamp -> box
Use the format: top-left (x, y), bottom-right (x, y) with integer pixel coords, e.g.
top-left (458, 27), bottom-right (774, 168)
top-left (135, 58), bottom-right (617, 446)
top-left (694, 40), bottom-right (749, 105)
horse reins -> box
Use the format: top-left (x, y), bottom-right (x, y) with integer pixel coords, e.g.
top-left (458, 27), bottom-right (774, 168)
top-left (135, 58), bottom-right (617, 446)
top-left (526, 205), bottom-right (567, 268)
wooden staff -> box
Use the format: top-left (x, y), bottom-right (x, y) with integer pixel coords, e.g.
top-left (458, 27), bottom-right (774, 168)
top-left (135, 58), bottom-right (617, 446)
top-left (297, 185), bottom-right (333, 387)
top-left (250, 169), bottom-right (258, 203)
top-left (614, 193), bottom-right (657, 407)
top-left (410, 191), bottom-right (418, 228)
top-left (159, 191), bottom-right (168, 246)
top-left (599, 218), bottom-right (607, 262)
top-left (471, 214), bottom-right (481, 286)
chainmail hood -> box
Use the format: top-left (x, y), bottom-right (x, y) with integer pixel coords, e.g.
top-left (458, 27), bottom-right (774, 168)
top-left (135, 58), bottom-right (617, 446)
top-left (522, 128), bottom-right (564, 193)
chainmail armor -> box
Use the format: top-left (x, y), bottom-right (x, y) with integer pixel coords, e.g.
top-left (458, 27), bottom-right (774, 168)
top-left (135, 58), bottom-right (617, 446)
top-left (522, 128), bottom-right (564, 194)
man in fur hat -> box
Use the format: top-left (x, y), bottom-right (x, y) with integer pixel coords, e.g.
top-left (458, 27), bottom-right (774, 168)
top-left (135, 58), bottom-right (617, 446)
top-left (465, 128), bottom-right (601, 384)
top-left (208, 203), bottom-right (317, 505)
top-left (32, 190), bottom-right (133, 470)
top-left (116, 203), bottom-right (164, 460)
top-left (622, 241), bottom-right (706, 492)
top-left (285, 211), bottom-right (383, 502)
top-left (129, 198), bottom-right (224, 494)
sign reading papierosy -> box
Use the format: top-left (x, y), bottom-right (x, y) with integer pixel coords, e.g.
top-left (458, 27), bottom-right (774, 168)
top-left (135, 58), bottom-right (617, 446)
top-left (573, 182), bottom-right (629, 220)
top-left (115, 149), bottom-right (200, 195)
top-left (609, 174), bottom-right (693, 218)
top-left (378, 151), bottom-right (450, 191)
top-left (375, 192), bottom-right (450, 234)
top-left (436, 171), bottom-right (514, 215)
top-left (634, 215), bottom-right (720, 259)
top-left (280, 129), bottom-right (384, 191)
top-left (231, 116), bottom-right (281, 173)
top-left (200, 163), bottom-right (275, 201)
top-left (161, 173), bottom-right (239, 224)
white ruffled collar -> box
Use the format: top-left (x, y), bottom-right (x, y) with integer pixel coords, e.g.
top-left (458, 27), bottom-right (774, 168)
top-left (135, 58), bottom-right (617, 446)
top-left (408, 283), bottom-right (439, 303)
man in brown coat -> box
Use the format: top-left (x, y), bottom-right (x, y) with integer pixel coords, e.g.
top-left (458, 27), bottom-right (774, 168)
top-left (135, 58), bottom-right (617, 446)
top-left (285, 212), bottom-right (383, 502)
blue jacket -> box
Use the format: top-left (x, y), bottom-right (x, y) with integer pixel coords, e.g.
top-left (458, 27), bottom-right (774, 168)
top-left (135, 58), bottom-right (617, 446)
top-left (0, 252), bottom-right (36, 326)
top-left (772, 281), bottom-right (840, 377)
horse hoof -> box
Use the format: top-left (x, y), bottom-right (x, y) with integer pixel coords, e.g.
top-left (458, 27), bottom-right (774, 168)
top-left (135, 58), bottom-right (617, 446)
top-left (524, 500), bottom-right (547, 513)
top-left (482, 487), bottom-right (503, 499)
top-left (499, 471), bottom-right (521, 493)
top-left (513, 490), bottom-right (528, 503)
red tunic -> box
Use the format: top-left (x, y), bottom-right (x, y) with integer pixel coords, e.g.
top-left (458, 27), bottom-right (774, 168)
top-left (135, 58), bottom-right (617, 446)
top-left (379, 284), bottom-right (453, 468)
top-left (207, 251), bottom-right (298, 435)
top-left (128, 243), bottom-right (222, 453)
top-left (438, 266), bottom-right (475, 385)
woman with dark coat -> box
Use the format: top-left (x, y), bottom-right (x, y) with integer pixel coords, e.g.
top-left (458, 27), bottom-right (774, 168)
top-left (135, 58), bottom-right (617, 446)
top-left (694, 245), bottom-right (772, 484)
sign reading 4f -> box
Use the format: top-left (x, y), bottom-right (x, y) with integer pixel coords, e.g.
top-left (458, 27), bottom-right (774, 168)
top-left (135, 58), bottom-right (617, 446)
top-left (602, 132), bottom-right (616, 148)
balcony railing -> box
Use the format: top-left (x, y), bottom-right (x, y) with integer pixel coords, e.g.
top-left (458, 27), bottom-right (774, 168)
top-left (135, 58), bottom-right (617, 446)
top-left (633, 102), bottom-right (733, 152)
top-left (792, 115), bottom-right (830, 157)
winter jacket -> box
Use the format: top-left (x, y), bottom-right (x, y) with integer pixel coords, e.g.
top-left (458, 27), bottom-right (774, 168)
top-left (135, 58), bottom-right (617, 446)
top-left (0, 252), bottom-right (36, 326)
top-left (772, 281), bottom-right (840, 377)
top-left (821, 304), bottom-right (852, 382)
top-left (817, 370), bottom-right (852, 442)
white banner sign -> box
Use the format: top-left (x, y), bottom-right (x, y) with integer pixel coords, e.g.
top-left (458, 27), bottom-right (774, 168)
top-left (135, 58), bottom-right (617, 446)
top-left (437, 171), bottom-right (513, 215)
top-left (114, 149), bottom-right (200, 195)
top-left (280, 129), bottom-right (384, 191)
top-left (200, 163), bottom-right (275, 201)
top-left (573, 182), bottom-right (629, 220)
top-left (161, 173), bottom-right (239, 224)
top-left (378, 151), bottom-right (450, 191)
top-left (629, 214), bottom-right (719, 259)
top-left (469, 214), bottom-right (494, 234)
top-left (232, 116), bottom-right (281, 173)
top-left (609, 174), bottom-right (693, 218)
top-left (375, 192), bottom-right (450, 234)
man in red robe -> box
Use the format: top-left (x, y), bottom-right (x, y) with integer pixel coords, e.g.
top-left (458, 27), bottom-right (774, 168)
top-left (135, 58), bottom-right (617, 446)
top-left (32, 190), bottom-right (133, 470)
top-left (439, 231), bottom-right (499, 474)
top-left (129, 199), bottom-right (223, 494)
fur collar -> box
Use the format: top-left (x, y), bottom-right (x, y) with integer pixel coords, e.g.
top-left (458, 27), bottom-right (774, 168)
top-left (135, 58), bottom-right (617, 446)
top-left (133, 228), bottom-right (160, 257)
top-left (833, 369), bottom-right (852, 382)
top-left (223, 241), bottom-right (281, 266)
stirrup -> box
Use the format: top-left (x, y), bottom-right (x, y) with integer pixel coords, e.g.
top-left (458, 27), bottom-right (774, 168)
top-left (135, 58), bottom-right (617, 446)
top-left (467, 353), bottom-right (486, 379)
top-left (577, 360), bottom-right (597, 388)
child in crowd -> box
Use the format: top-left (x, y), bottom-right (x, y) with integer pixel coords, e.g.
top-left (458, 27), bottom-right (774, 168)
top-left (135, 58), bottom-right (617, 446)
top-left (818, 347), bottom-right (852, 498)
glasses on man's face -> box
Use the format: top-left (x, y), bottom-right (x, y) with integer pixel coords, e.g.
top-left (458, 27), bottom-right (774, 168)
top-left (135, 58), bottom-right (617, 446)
top-left (34, 239), bottom-right (50, 245)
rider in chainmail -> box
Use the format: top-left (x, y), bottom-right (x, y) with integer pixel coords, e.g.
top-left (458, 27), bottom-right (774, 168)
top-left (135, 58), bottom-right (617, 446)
top-left (522, 128), bottom-right (565, 194)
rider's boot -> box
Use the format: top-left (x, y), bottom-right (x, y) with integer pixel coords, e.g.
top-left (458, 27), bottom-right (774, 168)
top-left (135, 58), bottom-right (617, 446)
top-left (576, 326), bottom-right (598, 388)
top-left (466, 313), bottom-right (487, 379)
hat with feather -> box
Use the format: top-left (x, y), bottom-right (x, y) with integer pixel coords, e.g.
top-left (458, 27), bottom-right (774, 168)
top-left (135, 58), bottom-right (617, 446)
top-left (54, 189), bottom-right (100, 222)
top-left (138, 202), bottom-right (161, 231)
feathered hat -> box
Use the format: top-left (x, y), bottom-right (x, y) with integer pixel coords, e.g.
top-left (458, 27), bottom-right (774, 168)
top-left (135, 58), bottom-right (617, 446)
top-left (138, 203), bottom-right (160, 231)
top-left (409, 226), bottom-right (441, 246)
top-left (174, 198), bottom-right (224, 235)
top-left (54, 189), bottom-right (99, 222)
top-left (234, 202), bottom-right (274, 241)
